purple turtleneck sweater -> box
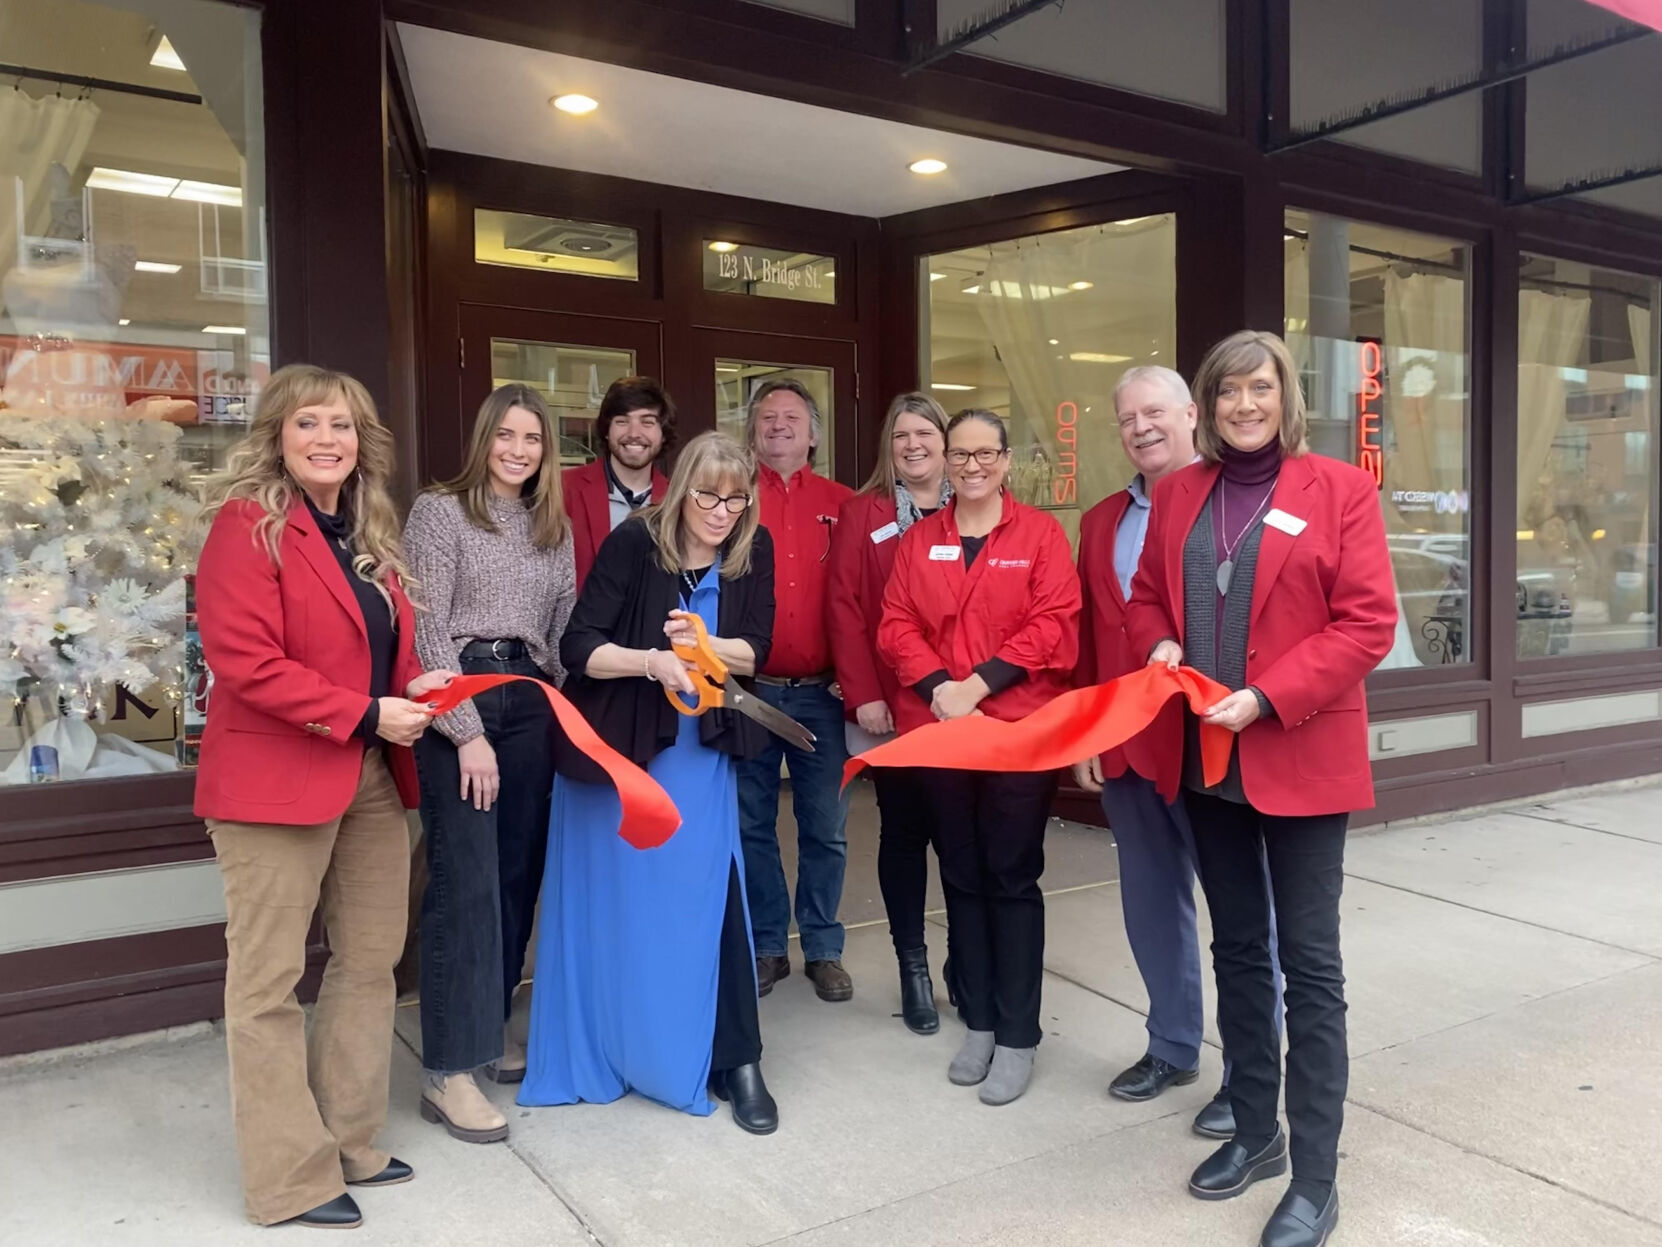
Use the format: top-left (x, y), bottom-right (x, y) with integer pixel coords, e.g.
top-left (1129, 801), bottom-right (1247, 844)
top-left (1210, 440), bottom-right (1281, 649)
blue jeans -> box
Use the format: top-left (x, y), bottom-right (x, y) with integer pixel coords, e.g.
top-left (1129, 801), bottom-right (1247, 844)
top-left (414, 655), bottom-right (554, 1073)
top-left (735, 682), bottom-right (849, 962)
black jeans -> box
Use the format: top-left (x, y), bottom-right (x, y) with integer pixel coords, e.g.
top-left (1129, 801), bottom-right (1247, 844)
top-left (1187, 793), bottom-right (1349, 1182)
top-left (924, 768), bottom-right (1057, 1049)
top-left (415, 655), bottom-right (555, 1073)
top-left (874, 767), bottom-right (939, 955)
top-left (711, 859), bottom-right (763, 1074)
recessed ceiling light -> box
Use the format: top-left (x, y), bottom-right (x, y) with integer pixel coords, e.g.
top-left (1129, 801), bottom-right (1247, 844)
top-left (930, 382), bottom-right (976, 391)
top-left (150, 35), bottom-right (186, 72)
top-left (134, 260), bottom-right (181, 274)
top-left (1069, 352), bottom-right (1131, 364)
top-left (88, 167), bottom-right (177, 197)
top-left (961, 284), bottom-right (980, 295)
top-left (118, 318), bottom-right (131, 326)
top-left (173, 180), bottom-right (242, 207)
top-left (1048, 338), bottom-right (1060, 346)
top-left (708, 241), bottom-right (739, 253)
top-left (1069, 280), bottom-right (1094, 291)
top-left (909, 158), bottom-right (948, 175)
top-left (929, 272), bottom-right (946, 282)
top-left (202, 325), bottom-right (246, 335)
top-left (552, 94), bottom-right (598, 115)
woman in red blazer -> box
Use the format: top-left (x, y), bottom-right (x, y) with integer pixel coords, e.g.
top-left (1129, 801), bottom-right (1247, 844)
top-left (196, 364), bottom-right (453, 1231)
top-left (878, 409), bottom-right (1080, 1107)
top-left (1126, 331), bottom-right (1395, 1247)
top-left (827, 391), bottom-right (951, 1035)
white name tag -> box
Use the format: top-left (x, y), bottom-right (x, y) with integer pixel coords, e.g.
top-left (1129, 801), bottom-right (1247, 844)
top-left (870, 522), bottom-right (900, 544)
top-left (1264, 508), bottom-right (1308, 536)
top-left (928, 544), bottom-right (962, 561)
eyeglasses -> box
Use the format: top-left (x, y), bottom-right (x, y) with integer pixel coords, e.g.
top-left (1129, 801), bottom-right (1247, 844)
top-left (689, 488), bottom-right (752, 514)
top-left (945, 447), bottom-right (1007, 467)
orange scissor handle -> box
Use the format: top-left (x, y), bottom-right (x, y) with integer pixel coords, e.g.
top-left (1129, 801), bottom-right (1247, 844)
top-left (663, 610), bottom-right (726, 715)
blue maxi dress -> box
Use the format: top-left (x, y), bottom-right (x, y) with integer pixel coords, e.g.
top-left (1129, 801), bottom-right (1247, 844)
top-left (519, 563), bottom-right (748, 1116)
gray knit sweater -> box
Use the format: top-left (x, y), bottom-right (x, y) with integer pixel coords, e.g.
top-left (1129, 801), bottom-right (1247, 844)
top-left (403, 491), bottom-right (576, 744)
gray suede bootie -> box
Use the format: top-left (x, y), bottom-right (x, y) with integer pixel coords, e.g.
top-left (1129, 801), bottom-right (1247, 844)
top-left (978, 1045), bottom-right (1036, 1105)
top-left (948, 1029), bottom-right (996, 1085)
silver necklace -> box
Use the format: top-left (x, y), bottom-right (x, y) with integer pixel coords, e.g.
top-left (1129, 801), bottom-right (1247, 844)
top-left (1216, 477), bottom-right (1277, 596)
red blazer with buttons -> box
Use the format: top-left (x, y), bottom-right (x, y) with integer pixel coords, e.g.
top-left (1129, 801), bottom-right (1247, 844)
top-left (878, 492), bottom-right (1081, 736)
top-left (1124, 452), bottom-right (1397, 817)
top-left (193, 498), bottom-right (424, 826)
top-left (563, 458), bottom-right (669, 593)
top-left (1075, 489), bottom-right (1184, 799)
top-left (827, 490), bottom-right (908, 725)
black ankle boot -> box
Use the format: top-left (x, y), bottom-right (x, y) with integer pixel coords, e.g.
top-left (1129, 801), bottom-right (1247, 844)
top-left (896, 947), bottom-right (940, 1034)
top-left (942, 954), bottom-right (959, 1008)
top-left (711, 1062), bottom-right (778, 1135)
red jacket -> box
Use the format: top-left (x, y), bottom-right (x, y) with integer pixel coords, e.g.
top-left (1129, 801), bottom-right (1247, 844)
top-left (758, 463), bottom-right (853, 678)
top-left (1075, 489), bottom-right (1183, 797)
top-left (1125, 453), bottom-right (1397, 817)
top-left (827, 490), bottom-right (907, 724)
top-left (878, 493), bottom-right (1081, 735)
top-left (194, 499), bottom-right (424, 825)
top-left (563, 458), bottom-right (668, 592)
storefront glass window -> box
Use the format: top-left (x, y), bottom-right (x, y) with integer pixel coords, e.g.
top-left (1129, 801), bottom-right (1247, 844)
top-left (488, 338), bottom-right (636, 467)
top-left (1516, 255), bottom-right (1659, 657)
top-left (919, 214), bottom-right (1178, 547)
top-left (0, 0), bottom-right (265, 785)
top-left (1284, 210), bottom-right (1473, 670)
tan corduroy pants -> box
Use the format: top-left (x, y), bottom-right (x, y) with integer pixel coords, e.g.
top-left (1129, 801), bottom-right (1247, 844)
top-left (209, 751), bottom-right (410, 1225)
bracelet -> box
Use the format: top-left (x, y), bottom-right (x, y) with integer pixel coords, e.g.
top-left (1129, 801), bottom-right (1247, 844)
top-left (644, 648), bottom-right (659, 682)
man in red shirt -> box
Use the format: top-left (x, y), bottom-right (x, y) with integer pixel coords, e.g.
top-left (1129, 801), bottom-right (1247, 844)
top-left (562, 377), bottom-right (673, 591)
top-left (737, 379), bottom-right (855, 1002)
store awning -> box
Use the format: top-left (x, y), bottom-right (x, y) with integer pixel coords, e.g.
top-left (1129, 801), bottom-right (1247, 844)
top-left (1586, 1), bottom-right (1662, 33)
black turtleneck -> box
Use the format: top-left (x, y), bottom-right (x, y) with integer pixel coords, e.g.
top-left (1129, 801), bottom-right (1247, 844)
top-left (305, 496), bottom-right (397, 740)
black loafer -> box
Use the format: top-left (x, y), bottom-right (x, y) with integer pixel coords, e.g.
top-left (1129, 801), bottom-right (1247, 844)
top-left (285, 1193), bottom-right (362, 1228)
top-left (1189, 1127), bottom-right (1288, 1201)
top-left (348, 1158), bottom-right (413, 1187)
top-left (1192, 1087), bottom-right (1236, 1139)
top-left (1108, 1054), bottom-right (1199, 1102)
top-left (709, 1062), bottom-right (778, 1135)
top-left (1260, 1186), bottom-right (1339, 1247)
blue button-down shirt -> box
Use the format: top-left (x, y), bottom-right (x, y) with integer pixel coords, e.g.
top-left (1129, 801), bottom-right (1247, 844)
top-left (1112, 474), bottom-right (1153, 599)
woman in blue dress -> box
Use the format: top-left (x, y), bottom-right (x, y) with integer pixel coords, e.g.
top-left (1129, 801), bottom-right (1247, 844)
top-left (520, 431), bottom-right (780, 1133)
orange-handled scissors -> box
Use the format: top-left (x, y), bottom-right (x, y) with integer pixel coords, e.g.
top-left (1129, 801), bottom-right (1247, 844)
top-left (664, 613), bottom-right (817, 751)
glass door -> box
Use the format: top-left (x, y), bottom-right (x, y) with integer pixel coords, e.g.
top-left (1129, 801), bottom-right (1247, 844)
top-left (456, 305), bottom-right (662, 474)
top-left (690, 328), bottom-right (857, 485)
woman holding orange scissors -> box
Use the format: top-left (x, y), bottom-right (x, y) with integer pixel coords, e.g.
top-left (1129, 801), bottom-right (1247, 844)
top-left (519, 431), bottom-right (785, 1134)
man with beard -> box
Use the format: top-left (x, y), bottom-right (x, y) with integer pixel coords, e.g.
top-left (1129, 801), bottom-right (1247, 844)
top-left (564, 376), bottom-right (675, 590)
top-left (738, 379), bottom-right (855, 1004)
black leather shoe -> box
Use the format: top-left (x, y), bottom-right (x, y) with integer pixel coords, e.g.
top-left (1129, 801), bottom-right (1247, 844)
top-left (1189, 1128), bottom-right (1288, 1201)
top-left (897, 947), bottom-right (940, 1034)
top-left (1108, 1054), bottom-right (1199, 1101)
top-left (348, 1157), bottom-right (413, 1187)
top-left (709, 1062), bottom-right (778, 1134)
top-left (1192, 1087), bottom-right (1236, 1139)
top-left (756, 954), bottom-right (790, 997)
top-left (1260, 1185), bottom-right (1339, 1247)
top-left (285, 1193), bottom-right (362, 1229)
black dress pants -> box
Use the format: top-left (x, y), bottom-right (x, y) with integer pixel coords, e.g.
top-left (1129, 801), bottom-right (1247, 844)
top-left (1187, 792), bottom-right (1349, 1182)
top-left (711, 859), bottom-right (763, 1074)
top-left (873, 767), bottom-right (938, 954)
top-left (924, 768), bottom-right (1056, 1049)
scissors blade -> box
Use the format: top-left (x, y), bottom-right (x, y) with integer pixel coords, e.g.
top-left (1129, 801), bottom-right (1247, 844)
top-left (726, 687), bottom-right (817, 751)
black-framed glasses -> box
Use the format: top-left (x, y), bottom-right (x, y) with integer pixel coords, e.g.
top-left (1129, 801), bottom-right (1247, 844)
top-left (945, 447), bottom-right (1007, 467)
top-left (689, 488), bottom-right (752, 514)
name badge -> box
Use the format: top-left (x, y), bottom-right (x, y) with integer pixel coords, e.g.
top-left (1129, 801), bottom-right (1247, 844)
top-left (870, 522), bottom-right (900, 544)
top-left (1264, 509), bottom-right (1308, 536)
top-left (928, 544), bottom-right (962, 561)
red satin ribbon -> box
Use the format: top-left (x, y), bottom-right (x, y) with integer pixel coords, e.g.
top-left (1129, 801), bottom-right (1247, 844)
top-left (424, 674), bottom-right (681, 850)
top-left (842, 665), bottom-right (1236, 790)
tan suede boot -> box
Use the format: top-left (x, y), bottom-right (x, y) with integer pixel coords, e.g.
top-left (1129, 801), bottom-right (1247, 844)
top-left (419, 1072), bottom-right (509, 1143)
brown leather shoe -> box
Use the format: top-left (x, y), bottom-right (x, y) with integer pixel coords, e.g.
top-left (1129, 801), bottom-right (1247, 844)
top-left (805, 959), bottom-right (853, 1002)
top-left (756, 954), bottom-right (791, 997)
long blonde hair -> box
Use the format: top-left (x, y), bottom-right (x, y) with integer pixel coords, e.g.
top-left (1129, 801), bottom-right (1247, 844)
top-left (859, 391), bottom-right (949, 495)
top-left (642, 431), bottom-right (761, 578)
top-left (429, 383), bottom-right (569, 548)
top-left (201, 364), bottom-right (411, 592)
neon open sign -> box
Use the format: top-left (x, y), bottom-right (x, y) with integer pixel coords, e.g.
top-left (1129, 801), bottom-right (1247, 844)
top-left (1357, 339), bottom-right (1384, 489)
top-left (1054, 400), bottom-right (1078, 505)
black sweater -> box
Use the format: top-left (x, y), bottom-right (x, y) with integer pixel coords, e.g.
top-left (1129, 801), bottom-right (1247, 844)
top-left (556, 515), bottom-right (775, 781)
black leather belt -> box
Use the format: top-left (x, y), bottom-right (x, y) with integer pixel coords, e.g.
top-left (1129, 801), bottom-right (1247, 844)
top-left (754, 671), bottom-right (834, 688)
top-left (460, 638), bottom-right (529, 661)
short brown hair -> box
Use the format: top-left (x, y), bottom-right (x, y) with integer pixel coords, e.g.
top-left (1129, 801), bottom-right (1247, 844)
top-left (1192, 330), bottom-right (1308, 463)
top-left (596, 376), bottom-right (677, 455)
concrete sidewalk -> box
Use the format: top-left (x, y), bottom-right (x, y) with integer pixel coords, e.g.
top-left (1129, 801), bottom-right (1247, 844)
top-left (3, 781), bottom-right (1661, 1246)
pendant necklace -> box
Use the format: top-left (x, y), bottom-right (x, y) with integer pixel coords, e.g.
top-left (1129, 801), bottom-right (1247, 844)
top-left (1216, 477), bottom-right (1277, 596)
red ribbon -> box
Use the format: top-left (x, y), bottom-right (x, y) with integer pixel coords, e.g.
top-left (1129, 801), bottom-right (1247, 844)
top-left (424, 674), bottom-right (681, 850)
top-left (842, 665), bottom-right (1236, 789)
